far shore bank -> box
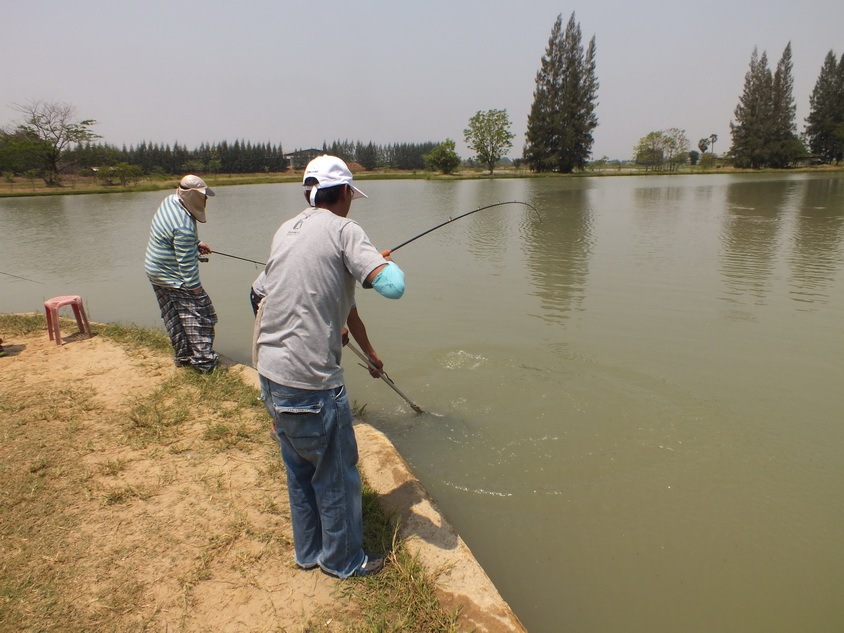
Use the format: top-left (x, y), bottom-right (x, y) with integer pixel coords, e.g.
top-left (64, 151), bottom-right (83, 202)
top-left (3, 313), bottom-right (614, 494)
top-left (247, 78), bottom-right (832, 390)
top-left (3, 164), bottom-right (842, 199)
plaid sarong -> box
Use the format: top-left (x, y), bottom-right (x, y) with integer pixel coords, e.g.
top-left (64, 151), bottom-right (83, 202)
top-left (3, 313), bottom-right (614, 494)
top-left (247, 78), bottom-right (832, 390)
top-left (152, 284), bottom-right (219, 371)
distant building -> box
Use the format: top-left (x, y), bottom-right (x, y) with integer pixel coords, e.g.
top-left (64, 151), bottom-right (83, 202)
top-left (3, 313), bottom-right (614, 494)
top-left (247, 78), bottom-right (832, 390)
top-left (793, 153), bottom-right (824, 166)
top-left (284, 149), bottom-right (322, 170)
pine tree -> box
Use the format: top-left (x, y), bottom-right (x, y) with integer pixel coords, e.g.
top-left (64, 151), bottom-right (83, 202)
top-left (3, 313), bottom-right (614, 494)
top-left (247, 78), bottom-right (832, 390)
top-left (523, 16), bottom-right (561, 173)
top-left (731, 47), bottom-right (773, 168)
top-left (806, 50), bottom-right (844, 164)
top-left (524, 13), bottom-right (599, 173)
top-left (356, 141), bottom-right (378, 171)
top-left (731, 44), bottom-right (804, 168)
top-left (769, 43), bottom-right (801, 168)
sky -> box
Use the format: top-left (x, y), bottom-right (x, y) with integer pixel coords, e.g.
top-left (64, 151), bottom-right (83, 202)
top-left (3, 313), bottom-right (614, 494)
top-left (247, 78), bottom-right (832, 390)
top-left (2, 0), bottom-right (843, 161)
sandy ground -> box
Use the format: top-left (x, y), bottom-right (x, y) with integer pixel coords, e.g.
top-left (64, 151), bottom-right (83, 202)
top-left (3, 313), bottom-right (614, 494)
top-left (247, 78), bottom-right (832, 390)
top-left (0, 328), bottom-right (524, 632)
top-left (0, 330), bottom-right (354, 631)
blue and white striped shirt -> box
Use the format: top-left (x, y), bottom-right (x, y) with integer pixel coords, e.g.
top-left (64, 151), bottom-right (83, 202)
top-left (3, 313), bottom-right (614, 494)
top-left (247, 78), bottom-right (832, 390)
top-left (144, 194), bottom-right (202, 289)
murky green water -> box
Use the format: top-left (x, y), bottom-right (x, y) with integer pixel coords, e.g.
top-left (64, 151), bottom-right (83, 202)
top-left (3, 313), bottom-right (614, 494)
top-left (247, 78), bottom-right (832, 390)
top-left (2, 173), bottom-right (843, 632)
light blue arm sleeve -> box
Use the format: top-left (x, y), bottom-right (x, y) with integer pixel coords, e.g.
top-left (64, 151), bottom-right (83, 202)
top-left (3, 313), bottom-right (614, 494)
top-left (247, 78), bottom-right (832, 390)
top-left (372, 262), bottom-right (405, 299)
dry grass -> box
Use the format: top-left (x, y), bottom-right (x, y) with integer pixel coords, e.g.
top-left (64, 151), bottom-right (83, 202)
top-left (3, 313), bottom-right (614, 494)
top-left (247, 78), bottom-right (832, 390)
top-left (0, 315), bottom-right (462, 632)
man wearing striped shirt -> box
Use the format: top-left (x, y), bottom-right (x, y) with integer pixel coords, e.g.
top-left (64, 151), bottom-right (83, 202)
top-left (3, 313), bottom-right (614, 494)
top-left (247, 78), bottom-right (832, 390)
top-left (145, 175), bottom-right (219, 372)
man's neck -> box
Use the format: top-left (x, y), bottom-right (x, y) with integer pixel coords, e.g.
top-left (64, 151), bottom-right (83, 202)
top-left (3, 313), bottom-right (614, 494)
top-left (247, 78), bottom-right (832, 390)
top-left (321, 203), bottom-right (350, 218)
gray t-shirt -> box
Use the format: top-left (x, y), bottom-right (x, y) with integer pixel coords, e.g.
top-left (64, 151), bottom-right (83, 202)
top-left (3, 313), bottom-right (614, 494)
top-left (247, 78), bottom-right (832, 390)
top-left (256, 207), bottom-right (386, 390)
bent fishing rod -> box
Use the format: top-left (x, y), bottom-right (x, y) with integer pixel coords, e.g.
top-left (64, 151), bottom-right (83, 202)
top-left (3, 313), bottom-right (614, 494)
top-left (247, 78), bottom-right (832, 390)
top-left (386, 200), bottom-right (540, 254)
top-left (205, 200), bottom-right (539, 265)
top-left (205, 201), bottom-right (534, 410)
top-left (346, 341), bottom-right (425, 414)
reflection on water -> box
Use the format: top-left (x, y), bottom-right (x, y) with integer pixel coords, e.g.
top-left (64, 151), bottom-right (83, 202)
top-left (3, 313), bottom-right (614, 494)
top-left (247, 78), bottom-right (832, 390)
top-left (719, 177), bottom-right (844, 311)
top-left (522, 181), bottom-right (593, 323)
top-left (720, 179), bottom-right (790, 305)
top-left (790, 178), bottom-right (844, 308)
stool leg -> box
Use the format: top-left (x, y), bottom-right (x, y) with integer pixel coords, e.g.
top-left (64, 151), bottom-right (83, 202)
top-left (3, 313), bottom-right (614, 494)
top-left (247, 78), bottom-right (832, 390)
top-left (52, 308), bottom-right (63, 345)
top-left (78, 302), bottom-right (92, 337)
top-left (71, 304), bottom-right (83, 334)
top-left (45, 306), bottom-right (55, 342)
top-left (70, 303), bottom-right (92, 338)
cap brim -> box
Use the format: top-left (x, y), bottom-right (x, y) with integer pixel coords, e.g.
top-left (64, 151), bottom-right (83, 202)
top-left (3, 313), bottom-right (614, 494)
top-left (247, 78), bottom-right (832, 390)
top-left (204, 187), bottom-right (215, 197)
top-left (351, 186), bottom-right (367, 199)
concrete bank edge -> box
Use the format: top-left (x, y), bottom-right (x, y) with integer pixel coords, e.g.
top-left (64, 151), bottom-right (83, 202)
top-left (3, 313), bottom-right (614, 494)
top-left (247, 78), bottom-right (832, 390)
top-left (227, 361), bottom-right (526, 633)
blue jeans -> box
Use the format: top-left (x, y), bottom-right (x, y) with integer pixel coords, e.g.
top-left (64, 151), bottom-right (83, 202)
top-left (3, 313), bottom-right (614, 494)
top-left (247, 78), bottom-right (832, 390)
top-left (259, 376), bottom-right (365, 578)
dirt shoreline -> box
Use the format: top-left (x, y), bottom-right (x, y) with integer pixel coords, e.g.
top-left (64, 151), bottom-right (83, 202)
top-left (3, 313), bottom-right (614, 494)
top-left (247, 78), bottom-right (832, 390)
top-left (0, 325), bottom-right (524, 632)
top-left (231, 362), bottom-right (526, 633)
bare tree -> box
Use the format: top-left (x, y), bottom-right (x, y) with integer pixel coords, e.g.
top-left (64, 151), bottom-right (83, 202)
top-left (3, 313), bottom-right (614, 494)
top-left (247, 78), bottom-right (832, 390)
top-left (12, 100), bottom-right (100, 185)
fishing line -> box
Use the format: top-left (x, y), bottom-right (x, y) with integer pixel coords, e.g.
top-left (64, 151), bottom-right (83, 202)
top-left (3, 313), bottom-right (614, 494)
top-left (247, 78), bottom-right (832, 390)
top-left (0, 271), bottom-right (44, 284)
top-left (386, 200), bottom-right (540, 253)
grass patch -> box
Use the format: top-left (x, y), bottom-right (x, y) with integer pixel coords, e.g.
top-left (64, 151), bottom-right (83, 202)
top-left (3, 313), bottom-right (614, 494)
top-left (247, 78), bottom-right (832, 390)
top-left (103, 484), bottom-right (151, 505)
top-left (99, 458), bottom-right (127, 476)
top-left (352, 400), bottom-right (369, 418)
top-left (341, 482), bottom-right (462, 633)
top-left (0, 312), bottom-right (47, 336)
top-left (0, 313), bottom-right (172, 354)
top-left (0, 381), bottom-right (123, 629)
top-left (95, 320), bottom-right (172, 353)
top-left (126, 381), bottom-right (191, 446)
top-left (202, 420), bottom-right (260, 448)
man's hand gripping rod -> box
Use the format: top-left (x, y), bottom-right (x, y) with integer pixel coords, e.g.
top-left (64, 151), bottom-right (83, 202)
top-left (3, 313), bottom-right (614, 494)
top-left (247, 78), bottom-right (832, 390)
top-left (346, 341), bottom-right (425, 414)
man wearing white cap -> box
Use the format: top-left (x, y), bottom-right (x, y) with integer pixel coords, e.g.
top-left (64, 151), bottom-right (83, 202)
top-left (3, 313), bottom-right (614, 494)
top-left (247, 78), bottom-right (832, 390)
top-left (255, 155), bottom-right (405, 578)
top-left (145, 175), bottom-right (219, 372)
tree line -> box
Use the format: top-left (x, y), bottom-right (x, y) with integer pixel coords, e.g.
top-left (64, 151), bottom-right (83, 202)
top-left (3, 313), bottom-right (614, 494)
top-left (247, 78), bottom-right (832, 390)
top-left (0, 105), bottom-right (445, 187)
top-left (319, 140), bottom-right (440, 171)
top-left (3, 13), bottom-right (842, 186)
top-left (635, 43), bottom-right (844, 170)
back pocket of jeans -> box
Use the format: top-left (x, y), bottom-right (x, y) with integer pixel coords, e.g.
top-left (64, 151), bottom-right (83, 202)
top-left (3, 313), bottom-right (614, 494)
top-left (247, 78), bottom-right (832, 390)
top-left (274, 402), bottom-right (325, 453)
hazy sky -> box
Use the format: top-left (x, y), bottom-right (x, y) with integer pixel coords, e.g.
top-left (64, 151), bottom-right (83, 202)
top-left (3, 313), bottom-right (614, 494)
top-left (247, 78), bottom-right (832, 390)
top-left (2, 0), bottom-right (842, 161)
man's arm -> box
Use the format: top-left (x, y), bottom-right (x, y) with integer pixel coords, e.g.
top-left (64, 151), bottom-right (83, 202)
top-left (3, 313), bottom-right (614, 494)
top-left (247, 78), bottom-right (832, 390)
top-left (364, 250), bottom-right (405, 299)
top-left (174, 228), bottom-right (203, 293)
top-left (346, 306), bottom-right (383, 378)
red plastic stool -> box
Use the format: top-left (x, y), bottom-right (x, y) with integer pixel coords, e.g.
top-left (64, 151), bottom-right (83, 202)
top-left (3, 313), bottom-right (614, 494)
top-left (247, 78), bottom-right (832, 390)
top-left (44, 295), bottom-right (92, 345)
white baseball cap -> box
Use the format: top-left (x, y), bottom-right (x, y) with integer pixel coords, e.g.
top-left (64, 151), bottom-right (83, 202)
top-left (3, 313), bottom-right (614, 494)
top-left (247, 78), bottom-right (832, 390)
top-left (303, 155), bottom-right (367, 206)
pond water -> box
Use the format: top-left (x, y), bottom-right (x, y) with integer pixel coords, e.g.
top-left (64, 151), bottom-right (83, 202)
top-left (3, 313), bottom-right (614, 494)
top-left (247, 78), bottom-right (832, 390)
top-left (2, 173), bottom-right (843, 632)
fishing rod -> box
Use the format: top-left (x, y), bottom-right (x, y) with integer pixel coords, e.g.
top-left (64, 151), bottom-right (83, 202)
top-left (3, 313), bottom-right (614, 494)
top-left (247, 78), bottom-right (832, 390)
top-left (210, 250), bottom-right (265, 266)
top-left (204, 201), bottom-right (538, 265)
top-left (0, 271), bottom-right (44, 284)
top-left (386, 200), bottom-right (539, 254)
top-left (346, 341), bottom-right (425, 414)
